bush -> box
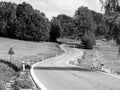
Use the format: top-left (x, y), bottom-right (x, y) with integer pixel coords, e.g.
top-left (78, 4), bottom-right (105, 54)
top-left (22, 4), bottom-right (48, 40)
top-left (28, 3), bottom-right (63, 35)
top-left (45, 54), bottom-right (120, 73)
top-left (13, 72), bottom-right (34, 89)
top-left (49, 24), bottom-right (60, 42)
top-left (80, 34), bottom-right (95, 49)
top-left (14, 80), bottom-right (32, 89)
top-left (95, 24), bottom-right (105, 36)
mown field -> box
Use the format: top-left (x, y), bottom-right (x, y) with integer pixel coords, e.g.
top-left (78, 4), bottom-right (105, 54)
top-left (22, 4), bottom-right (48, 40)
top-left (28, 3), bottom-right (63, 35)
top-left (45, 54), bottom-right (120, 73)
top-left (0, 37), bottom-right (63, 89)
top-left (0, 37), bottom-right (63, 66)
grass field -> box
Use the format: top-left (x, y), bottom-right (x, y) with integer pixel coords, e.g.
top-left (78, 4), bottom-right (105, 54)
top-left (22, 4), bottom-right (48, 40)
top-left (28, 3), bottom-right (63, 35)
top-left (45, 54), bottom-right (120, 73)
top-left (0, 37), bottom-right (63, 89)
top-left (0, 37), bottom-right (63, 67)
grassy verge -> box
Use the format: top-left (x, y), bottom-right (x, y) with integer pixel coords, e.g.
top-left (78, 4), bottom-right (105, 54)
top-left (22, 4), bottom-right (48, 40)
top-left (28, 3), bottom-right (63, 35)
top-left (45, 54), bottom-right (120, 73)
top-left (11, 71), bottom-right (35, 90)
top-left (75, 40), bottom-right (120, 75)
top-left (95, 40), bottom-right (120, 74)
top-left (0, 63), bottom-right (17, 90)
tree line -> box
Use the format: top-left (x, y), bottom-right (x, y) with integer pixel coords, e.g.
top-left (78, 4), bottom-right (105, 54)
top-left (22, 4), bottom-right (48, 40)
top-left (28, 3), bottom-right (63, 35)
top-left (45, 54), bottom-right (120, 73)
top-left (50, 6), bottom-right (105, 49)
top-left (0, 1), bottom-right (110, 49)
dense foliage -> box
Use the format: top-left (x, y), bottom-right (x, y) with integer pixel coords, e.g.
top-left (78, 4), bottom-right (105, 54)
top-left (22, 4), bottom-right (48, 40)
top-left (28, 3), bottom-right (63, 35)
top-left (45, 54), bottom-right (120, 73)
top-left (56, 14), bottom-right (75, 38)
top-left (74, 7), bottom-right (97, 35)
top-left (0, 1), bottom-right (105, 49)
top-left (0, 2), bottom-right (50, 41)
top-left (100, 0), bottom-right (120, 52)
top-left (51, 8), bottom-right (103, 38)
top-left (95, 23), bottom-right (106, 36)
top-left (80, 34), bottom-right (94, 49)
top-left (50, 6), bottom-right (104, 48)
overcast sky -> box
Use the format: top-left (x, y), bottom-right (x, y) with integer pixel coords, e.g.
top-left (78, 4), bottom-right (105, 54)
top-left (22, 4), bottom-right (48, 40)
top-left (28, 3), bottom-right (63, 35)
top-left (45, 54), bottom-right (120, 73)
top-left (0, 0), bottom-right (103, 19)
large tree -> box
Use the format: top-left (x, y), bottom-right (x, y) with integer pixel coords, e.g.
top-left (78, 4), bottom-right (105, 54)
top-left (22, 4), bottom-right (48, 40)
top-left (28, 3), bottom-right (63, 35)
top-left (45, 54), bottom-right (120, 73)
top-left (74, 6), bottom-right (97, 46)
top-left (50, 17), bottom-right (61, 42)
top-left (56, 14), bottom-right (75, 38)
top-left (0, 1), bottom-right (50, 41)
top-left (74, 6), bottom-right (97, 36)
top-left (15, 2), bottom-right (50, 41)
top-left (100, 0), bottom-right (120, 52)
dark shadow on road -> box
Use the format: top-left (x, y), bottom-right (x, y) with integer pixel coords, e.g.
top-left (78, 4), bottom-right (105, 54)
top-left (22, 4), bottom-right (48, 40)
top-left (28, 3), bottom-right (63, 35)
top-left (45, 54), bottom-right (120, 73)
top-left (34, 66), bottom-right (92, 71)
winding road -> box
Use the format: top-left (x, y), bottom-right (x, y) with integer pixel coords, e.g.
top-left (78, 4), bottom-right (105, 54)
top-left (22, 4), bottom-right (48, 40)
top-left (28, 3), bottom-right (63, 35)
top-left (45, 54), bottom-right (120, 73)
top-left (31, 45), bottom-right (120, 90)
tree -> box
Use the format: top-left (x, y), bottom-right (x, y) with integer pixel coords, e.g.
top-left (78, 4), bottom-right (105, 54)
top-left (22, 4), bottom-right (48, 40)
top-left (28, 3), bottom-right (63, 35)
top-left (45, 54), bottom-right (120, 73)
top-left (80, 34), bottom-right (94, 49)
top-left (50, 24), bottom-right (60, 42)
top-left (74, 6), bottom-right (96, 46)
top-left (74, 6), bottom-right (97, 35)
top-left (56, 14), bottom-right (75, 38)
top-left (92, 11), bottom-right (104, 25)
top-left (95, 24), bottom-right (106, 36)
top-left (15, 2), bottom-right (50, 41)
top-left (100, 0), bottom-right (120, 52)
top-left (0, 1), bottom-right (50, 42)
top-left (100, 0), bottom-right (120, 14)
top-left (0, 2), bottom-right (17, 38)
top-left (8, 47), bottom-right (15, 62)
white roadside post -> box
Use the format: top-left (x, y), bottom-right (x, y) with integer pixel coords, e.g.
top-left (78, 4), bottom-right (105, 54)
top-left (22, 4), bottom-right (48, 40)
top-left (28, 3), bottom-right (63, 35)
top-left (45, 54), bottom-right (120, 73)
top-left (22, 61), bottom-right (25, 71)
top-left (6, 83), bottom-right (11, 90)
top-left (101, 63), bottom-right (104, 72)
top-left (27, 59), bottom-right (30, 66)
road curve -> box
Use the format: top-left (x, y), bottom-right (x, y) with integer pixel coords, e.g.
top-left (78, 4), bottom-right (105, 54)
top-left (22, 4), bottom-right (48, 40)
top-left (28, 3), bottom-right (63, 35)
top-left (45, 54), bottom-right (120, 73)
top-left (31, 44), bottom-right (120, 90)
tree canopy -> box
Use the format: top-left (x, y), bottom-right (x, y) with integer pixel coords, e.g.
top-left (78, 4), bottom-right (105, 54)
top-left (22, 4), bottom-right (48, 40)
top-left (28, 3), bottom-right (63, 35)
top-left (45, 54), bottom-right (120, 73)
top-left (100, 0), bottom-right (120, 42)
top-left (0, 1), bottom-right (50, 41)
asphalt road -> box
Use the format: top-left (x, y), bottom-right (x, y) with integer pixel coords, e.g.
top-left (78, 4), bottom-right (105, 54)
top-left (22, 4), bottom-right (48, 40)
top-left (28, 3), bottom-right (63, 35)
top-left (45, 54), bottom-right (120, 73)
top-left (32, 45), bottom-right (120, 90)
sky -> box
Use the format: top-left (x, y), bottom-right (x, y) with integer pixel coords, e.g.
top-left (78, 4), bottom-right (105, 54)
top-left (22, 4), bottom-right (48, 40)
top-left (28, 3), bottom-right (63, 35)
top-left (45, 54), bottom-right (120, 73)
top-left (0, 0), bottom-right (103, 19)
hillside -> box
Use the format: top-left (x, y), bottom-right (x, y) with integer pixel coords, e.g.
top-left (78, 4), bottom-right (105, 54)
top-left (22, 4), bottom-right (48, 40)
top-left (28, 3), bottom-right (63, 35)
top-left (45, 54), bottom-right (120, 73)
top-left (0, 37), bottom-right (63, 89)
top-left (0, 37), bottom-right (63, 62)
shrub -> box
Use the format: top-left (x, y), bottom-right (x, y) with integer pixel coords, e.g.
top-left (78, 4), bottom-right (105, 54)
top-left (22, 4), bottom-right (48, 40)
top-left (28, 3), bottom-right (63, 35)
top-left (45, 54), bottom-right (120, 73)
top-left (14, 80), bottom-right (32, 89)
top-left (80, 34), bottom-right (95, 49)
top-left (95, 24), bottom-right (105, 36)
top-left (13, 72), bottom-right (34, 89)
